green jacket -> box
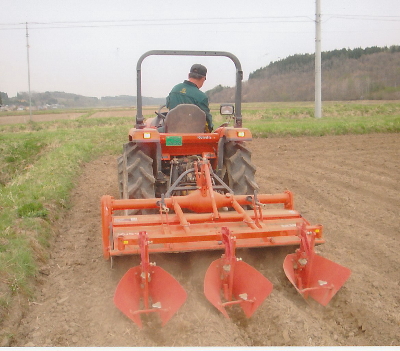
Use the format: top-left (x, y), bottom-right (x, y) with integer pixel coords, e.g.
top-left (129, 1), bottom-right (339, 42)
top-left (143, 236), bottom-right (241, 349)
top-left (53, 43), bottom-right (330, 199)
top-left (166, 80), bottom-right (213, 131)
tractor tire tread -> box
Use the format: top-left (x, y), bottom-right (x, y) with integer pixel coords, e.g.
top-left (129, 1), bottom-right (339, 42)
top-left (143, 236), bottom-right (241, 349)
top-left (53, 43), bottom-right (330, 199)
top-left (117, 142), bottom-right (156, 214)
top-left (223, 141), bottom-right (259, 196)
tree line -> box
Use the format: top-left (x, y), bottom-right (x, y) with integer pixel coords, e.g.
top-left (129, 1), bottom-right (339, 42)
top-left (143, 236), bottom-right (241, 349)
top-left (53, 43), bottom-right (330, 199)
top-left (0, 91), bottom-right (165, 109)
top-left (207, 46), bottom-right (400, 102)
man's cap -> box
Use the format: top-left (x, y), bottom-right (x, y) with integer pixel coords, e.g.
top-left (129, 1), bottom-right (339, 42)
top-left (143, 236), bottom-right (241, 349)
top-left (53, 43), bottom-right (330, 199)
top-left (190, 64), bottom-right (207, 77)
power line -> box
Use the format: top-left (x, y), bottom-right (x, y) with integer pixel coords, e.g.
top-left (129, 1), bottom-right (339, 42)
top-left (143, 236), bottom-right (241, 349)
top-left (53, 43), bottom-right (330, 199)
top-left (0, 16), bottom-right (313, 25)
top-left (323, 14), bottom-right (400, 23)
top-left (0, 14), bottom-right (398, 31)
top-left (0, 22), bottom-right (312, 31)
top-left (1, 13), bottom-right (398, 27)
top-left (0, 16), bottom-right (320, 30)
top-left (325, 14), bottom-right (400, 19)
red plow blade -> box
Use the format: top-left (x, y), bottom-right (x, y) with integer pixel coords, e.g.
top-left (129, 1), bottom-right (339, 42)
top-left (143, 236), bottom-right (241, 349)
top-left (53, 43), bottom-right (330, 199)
top-left (204, 227), bottom-right (273, 318)
top-left (283, 223), bottom-right (351, 306)
top-left (114, 232), bottom-right (187, 328)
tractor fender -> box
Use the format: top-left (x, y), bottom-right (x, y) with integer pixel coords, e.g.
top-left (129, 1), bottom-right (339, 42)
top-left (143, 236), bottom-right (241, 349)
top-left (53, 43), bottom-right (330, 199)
top-left (220, 126), bottom-right (252, 142)
top-left (128, 127), bottom-right (161, 142)
top-left (216, 127), bottom-right (253, 175)
top-left (127, 128), bottom-right (163, 181)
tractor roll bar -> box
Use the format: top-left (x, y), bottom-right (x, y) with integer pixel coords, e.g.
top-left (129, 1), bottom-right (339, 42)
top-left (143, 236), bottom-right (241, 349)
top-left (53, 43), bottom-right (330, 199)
top-left (136, 50), bottom-right (243, 129)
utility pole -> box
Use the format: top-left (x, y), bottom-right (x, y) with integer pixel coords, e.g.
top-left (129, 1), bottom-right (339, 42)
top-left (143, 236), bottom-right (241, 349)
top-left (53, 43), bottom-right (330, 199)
top-left (315, 0), bottom-right (322, 118)
top-left (26, 22), bottom-right (32, 122)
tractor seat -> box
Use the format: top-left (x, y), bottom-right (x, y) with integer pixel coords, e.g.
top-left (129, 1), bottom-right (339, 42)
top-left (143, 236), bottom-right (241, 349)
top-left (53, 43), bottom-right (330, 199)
top-left (164, 104), bottom-right (206, 133)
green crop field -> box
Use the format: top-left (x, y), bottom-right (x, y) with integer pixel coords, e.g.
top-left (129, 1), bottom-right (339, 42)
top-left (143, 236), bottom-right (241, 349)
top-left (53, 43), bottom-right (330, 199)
top-left (0, 101), bottom-right (399, 322)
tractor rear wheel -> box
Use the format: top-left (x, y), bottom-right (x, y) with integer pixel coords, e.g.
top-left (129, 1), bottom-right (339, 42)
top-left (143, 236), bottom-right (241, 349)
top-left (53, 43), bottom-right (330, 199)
top-left (222, 141), bottom-right (259, 196)
top-left (117, 142), bottom-right (156, 214)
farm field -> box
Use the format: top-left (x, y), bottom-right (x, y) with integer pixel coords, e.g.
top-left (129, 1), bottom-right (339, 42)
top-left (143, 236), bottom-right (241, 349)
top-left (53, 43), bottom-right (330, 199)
top-left (0, 103), bottom-right (399, 347)
top-left (8, 134), bottom-right (400, 347)
top-left (0, 108), bottom-right (136, 125)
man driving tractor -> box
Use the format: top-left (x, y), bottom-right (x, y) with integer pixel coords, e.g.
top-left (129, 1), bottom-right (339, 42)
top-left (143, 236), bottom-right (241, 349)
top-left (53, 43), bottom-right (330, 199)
top-left (166, 64), bottom-right (213, 132)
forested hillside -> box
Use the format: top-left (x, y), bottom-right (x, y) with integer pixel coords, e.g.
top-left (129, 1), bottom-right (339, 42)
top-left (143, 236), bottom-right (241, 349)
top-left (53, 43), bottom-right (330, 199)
top-left (208, 46), bottom-right (400, 102)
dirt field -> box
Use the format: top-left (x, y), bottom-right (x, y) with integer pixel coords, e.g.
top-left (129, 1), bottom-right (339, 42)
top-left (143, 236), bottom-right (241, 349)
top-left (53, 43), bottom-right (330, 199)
top-left (9, 133), bottom-right (400, 347)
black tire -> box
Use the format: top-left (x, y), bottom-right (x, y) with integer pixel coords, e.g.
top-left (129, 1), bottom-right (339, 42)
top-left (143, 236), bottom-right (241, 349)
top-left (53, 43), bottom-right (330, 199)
top-left (117, 142), bottom-right (156, 214)
top-left (221, 141), bottom-right (259, 196)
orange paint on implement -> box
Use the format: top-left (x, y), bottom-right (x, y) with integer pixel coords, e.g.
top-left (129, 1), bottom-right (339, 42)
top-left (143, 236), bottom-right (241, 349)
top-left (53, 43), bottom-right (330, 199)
top-left (101, 160), bottom-right (349, 327)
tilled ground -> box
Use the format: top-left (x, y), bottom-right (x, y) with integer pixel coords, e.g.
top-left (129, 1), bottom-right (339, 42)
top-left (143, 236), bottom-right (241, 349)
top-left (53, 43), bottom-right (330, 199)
top-left (9, 133), bottom-right (400, 346)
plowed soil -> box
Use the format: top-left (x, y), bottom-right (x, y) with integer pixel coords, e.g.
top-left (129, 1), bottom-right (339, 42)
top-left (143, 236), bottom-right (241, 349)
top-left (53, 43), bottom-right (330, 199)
top-left (11, 133), bottom-right (400, 347)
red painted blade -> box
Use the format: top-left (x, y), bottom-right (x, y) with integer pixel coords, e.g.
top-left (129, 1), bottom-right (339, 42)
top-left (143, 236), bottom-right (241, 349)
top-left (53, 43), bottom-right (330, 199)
top-left (147, 265), bottom-right (187, 326)
top-left (114, 266), bottom-right (187, 328)
top-left (204, 259), bottom-right (230, 318)
top-left (114, 266), bottom-right (143, 328)
top-left (204, 258), bottom-right (273, 318)
top-left (232, 260), bottom-right (273, 318)
top-left (284, 253), bottom-right (351, 306)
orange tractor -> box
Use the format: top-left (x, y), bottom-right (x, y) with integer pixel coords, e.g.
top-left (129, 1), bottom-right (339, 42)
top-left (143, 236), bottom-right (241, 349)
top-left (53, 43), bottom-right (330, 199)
top-left (101, 50), bottom-right (351, 328)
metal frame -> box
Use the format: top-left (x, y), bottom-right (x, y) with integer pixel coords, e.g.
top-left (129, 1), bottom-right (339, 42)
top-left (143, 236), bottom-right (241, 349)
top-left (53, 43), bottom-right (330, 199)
top-left (135, 50), bottom-right (243, 128)
top-left (102, 160), bottom-right (324, 258)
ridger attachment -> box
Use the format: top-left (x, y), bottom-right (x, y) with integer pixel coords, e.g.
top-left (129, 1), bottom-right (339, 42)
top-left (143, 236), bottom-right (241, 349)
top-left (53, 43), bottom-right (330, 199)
top-left (283, 222), bottom-right (351, 306)
top-left (204, 227), bottom-right (273, 318)
top-left (103, 158), bottom-right (350, 326)
top-left (114, 231), bottom-right (187, 328)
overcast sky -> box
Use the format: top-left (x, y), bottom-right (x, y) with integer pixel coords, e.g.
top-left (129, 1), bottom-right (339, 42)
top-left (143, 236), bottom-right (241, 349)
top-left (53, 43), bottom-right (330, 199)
top-left (1, 0), bottom-right (399, 99)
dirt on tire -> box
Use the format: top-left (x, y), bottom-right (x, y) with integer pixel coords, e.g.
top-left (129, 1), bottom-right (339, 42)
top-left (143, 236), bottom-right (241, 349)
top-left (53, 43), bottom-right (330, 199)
top-left (9, 133), bottom-right (400, 347)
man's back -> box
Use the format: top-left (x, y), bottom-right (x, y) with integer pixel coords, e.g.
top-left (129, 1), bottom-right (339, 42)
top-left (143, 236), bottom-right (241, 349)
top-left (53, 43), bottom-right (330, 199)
top-left (167, 80), bottom-right (205, 106)
top-left (166, 79), bottom-right (213, 132)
